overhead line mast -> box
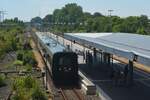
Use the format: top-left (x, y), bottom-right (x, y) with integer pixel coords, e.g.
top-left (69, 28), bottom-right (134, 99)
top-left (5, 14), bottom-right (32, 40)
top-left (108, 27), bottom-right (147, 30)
top-left (0, 10), bottom-right (7, 22)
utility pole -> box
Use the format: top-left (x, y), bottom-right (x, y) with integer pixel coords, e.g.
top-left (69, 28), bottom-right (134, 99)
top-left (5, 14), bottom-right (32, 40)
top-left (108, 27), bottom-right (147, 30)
top-left (108, 10), bottom-right (114, 32)
top-left (108, 10), bottom-right (113, 16)
top-left (0, 10), bottom-right (7, 22)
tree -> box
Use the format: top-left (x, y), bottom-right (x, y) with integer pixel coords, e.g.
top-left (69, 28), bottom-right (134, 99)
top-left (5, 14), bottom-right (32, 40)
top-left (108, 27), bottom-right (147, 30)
top-left (30, 3), bottom-right (150, 35)
top-left (43, 14), bottom-right (53, 23)
top-left (93, 12), bottom-right (103, 17)
top-left (14, 17), bottom-right (19, 23)
top-left (31, 17), bottom-right (42, 25)
top-left (136, 27), bottom-right (146, 35)
top-left (138, 15), bottom-right (149, 28)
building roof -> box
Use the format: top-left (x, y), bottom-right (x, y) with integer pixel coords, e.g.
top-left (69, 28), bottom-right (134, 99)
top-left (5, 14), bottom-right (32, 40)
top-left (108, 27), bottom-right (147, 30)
top-left (64, 33), bottom-right (150, 66)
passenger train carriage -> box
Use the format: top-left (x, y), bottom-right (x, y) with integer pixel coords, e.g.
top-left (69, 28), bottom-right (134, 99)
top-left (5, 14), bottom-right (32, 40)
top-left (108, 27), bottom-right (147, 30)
top-left (34, 32), bottom-right (79, 85)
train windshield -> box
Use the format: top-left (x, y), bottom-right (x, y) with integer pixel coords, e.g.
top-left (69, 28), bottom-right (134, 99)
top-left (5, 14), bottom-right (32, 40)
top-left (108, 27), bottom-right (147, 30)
top-left (53, 52), bottom-right (77, 67)
top-left (58, 56), bottom-right (72, 66)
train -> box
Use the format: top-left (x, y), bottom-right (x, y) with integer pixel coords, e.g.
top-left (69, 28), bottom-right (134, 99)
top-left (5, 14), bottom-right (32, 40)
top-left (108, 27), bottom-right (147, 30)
top-left (34, 32), bottom-right (79, 86)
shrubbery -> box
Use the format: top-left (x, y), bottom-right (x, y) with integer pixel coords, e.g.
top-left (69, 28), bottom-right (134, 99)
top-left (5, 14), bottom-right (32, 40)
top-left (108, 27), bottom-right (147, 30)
top-left (0, 75), bottom-right (6, 87)
top-left (31, 87), bottom-right (47, 100)
top-left (0, 19), bottom-right (24, 58)
top-left (11, 76), bottom-right (47, 100)
top-left (17, 50), bottom-right (23, 61)
top-left (16, 50), bottom-right (37, 71)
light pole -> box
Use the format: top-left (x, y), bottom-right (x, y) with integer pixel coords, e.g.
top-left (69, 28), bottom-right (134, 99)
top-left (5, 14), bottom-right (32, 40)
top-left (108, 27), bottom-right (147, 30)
top-left (108, 10), bottom-right (114, 32)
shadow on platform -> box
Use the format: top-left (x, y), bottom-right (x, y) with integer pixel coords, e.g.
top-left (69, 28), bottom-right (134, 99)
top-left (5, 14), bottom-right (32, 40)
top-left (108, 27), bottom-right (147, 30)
top-left (79, 63), bottom-right (150, 100)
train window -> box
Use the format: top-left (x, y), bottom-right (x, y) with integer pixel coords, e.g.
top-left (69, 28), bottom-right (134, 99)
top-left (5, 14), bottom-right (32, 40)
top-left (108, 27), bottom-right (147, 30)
top-left (59, 58), bottom-right (63, 65)
top-left (58, 56), bottom-right (72, 66)
top-left (58, 68), bottom-right (61, 71)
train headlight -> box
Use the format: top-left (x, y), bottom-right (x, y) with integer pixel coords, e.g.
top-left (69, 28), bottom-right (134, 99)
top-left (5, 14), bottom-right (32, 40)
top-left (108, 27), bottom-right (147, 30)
top-left (68, 68), bottom-right (71, 71)
top-left (59, 68), bottom-right (61, 71)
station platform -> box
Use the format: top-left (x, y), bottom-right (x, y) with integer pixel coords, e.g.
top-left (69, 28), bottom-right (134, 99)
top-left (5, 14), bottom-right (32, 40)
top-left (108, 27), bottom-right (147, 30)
top-left (79, 63), bottom-right (150, 100)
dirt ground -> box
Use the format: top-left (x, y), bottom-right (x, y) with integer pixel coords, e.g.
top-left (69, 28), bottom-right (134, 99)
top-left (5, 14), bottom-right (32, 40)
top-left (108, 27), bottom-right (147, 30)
top-left (30, 39), bottom-right (45, 71)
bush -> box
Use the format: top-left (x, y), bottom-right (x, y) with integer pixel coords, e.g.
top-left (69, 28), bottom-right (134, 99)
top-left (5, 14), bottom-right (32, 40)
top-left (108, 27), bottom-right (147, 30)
top-left (13, 60), bottom-right (23, 70)
top-left (23, 51), bottom-right (34, 65)
top-left (0, 75), bottom-right (6, 87)
top-left (11, 76), bottom-right (48, 100)
top-left (23, 76), bottom-right (36, 89)
top-left (17, 50), bottom-right (23, 61)
top-left (31, 87), bottom-right (47, 100)
top-left (25, 64), bottom-right (32, 71)
top-left (23, 53), bottom-right (37, 67)
top-left (11, 77), bottom-right (24, 91)
top-left (12, 89), bottom-right (30, 100)
top-left (13, 60), bottom-right (23, 66)
top-left (30, 58), bottom-right (37, 67)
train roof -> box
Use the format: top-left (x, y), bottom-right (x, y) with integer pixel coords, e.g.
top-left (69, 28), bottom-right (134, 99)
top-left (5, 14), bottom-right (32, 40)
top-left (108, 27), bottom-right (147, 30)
top-left (36, 32), bottom-right (65, 55)
top-left (64, 33), bottom-right (150, 66)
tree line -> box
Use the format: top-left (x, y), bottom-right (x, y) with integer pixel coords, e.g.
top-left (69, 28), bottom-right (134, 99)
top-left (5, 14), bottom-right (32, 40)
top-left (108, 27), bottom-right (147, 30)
top-left (31, 3), bottom-right (150, 35)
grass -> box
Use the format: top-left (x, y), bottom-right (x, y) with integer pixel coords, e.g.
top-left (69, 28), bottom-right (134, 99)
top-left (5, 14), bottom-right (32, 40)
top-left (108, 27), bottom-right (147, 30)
top-left (11, 76), bottom-right (48, 100)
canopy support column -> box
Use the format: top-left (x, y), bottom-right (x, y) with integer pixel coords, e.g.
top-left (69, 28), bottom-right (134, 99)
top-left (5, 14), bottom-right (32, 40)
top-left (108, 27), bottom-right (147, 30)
top-left (127, 60), bottom-right (134, 86)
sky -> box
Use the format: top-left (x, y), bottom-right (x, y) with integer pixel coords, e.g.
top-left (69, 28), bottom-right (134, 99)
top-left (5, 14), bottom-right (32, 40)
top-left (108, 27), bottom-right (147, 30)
top-left (0, 0), bottom-right (150, 22)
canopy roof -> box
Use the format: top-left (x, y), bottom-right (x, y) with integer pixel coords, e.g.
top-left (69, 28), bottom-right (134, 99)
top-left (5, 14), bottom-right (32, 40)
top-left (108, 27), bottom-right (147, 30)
top-left (64, 33), bottom-right (150, 66)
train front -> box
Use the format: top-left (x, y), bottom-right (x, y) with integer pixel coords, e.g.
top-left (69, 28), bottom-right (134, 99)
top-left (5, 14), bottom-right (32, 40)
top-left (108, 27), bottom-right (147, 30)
top-left (52, 52), bottom-right (79, 86)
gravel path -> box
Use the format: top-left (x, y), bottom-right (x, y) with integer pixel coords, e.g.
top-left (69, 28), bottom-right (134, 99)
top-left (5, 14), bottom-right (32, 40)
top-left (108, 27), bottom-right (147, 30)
top-left (30, 39), bottom-right (45, 71)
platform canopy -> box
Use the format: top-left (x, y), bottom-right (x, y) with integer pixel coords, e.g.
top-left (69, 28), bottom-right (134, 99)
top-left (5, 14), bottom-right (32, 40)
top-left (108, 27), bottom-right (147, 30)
top-left (64, 33), bottom-right (150, 66)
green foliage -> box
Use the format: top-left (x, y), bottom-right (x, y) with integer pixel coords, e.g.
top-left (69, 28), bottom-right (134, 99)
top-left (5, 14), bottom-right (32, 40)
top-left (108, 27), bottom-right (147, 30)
top-left (0, 18), bottom-right (24, 58)
top-left (13, 60), bottom-right (23, 66)
top-left (11, 77), bottom-right (24, 91)
top-left (12, 76), bottom-right (36, 90)
top-left (12, 77), bottom-right (31, 100)
top-left (17, 50), bottom-right (23, 61)
top-left (24, 76), bottom-right (36, 89)
top-left (136, 27), bottom-right (146, 35)
top-left (25, 64), bottom-right (32, 71)
top-left (0, 75), bottom-right (6, 87)
top-left (31, 87), bottom-right (47, 100)
top-left (12, 91), bottom-right (30, 100)
top-left (31, 3), bottom-right (150, 35)
top-left (31, 17), bottom-right (42, 24)
top-left (16, 49), bottom-right (37, 71)
top-left (11, 76), bottom-right (47, 100)
top-left (23, 50), bottom-right (36, 66)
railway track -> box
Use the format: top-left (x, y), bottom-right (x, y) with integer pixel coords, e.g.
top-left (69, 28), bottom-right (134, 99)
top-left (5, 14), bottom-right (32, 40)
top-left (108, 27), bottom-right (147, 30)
top-left (6, 91), bottom-right (13, 100)
top-left (43, 56), bottom-right (85, 100)
top-left (31, 35), bottom-right (99, 100)
top-left (59, 88), bottom-right (84, 100)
